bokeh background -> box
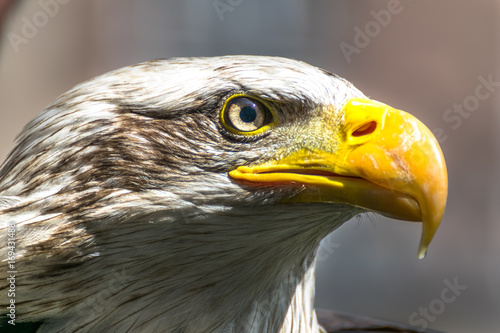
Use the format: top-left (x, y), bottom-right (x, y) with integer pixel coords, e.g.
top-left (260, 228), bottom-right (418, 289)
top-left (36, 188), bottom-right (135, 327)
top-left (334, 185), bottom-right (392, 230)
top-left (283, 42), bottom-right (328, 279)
top-left (0, 1), bottom-right (498, 332)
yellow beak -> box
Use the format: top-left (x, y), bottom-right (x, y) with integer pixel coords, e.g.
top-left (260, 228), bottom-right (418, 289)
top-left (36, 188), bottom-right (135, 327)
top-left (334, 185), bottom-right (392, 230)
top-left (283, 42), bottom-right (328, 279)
top-left (229, 98), bottom-right (448, 259)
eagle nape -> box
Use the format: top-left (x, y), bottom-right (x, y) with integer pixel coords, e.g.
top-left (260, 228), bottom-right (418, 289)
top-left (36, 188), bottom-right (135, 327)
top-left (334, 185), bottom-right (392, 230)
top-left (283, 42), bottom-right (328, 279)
top-left (0, 55), bottom-right (447, 333)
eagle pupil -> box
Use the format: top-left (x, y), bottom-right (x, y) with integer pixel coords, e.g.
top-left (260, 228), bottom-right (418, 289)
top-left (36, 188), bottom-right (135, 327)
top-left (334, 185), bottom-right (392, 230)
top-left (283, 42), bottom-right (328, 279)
top-left (240, 106), bottom-right (257, 123)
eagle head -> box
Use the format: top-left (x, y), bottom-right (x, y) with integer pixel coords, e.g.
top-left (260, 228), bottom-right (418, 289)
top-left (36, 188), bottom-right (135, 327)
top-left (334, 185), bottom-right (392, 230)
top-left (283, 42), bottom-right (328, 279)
top-left (0, 56), bottom-right (447, 332)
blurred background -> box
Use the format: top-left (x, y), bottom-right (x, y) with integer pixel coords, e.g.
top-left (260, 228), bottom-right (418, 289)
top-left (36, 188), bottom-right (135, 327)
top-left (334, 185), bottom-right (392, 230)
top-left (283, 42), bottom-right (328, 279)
top-left (0, 1), bottom-right (498, 332)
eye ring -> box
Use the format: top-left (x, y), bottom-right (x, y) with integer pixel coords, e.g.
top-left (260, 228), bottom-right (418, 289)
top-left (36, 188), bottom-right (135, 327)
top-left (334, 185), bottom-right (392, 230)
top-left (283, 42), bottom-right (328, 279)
top-left (221, 95), bottom-right (274, 135)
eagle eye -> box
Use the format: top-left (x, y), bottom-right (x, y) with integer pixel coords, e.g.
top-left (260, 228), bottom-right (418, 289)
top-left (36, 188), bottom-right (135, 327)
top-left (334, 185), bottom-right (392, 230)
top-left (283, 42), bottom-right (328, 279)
top-left (221, 96), bottom-right (273, 134)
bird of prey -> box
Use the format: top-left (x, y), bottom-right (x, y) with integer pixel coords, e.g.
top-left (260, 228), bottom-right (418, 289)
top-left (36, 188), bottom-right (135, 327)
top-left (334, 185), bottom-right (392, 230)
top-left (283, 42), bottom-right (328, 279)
top-left (0, 56), bottom-right (447, 333)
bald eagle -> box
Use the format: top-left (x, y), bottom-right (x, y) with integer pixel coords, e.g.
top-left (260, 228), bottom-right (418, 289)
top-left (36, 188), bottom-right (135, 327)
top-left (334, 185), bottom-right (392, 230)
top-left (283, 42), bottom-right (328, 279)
top-left (0, 56), bottom-right (447, 333)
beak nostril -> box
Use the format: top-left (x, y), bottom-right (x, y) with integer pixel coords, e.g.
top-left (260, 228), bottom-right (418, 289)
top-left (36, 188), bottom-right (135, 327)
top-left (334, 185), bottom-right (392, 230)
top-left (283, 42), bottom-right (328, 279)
top-left (352, 121), bottom-right (377, 137)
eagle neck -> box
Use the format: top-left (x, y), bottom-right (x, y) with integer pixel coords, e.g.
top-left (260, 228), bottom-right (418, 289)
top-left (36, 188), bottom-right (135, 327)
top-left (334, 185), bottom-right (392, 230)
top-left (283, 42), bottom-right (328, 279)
top-left (221, 251), bottom-right (322, 333)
